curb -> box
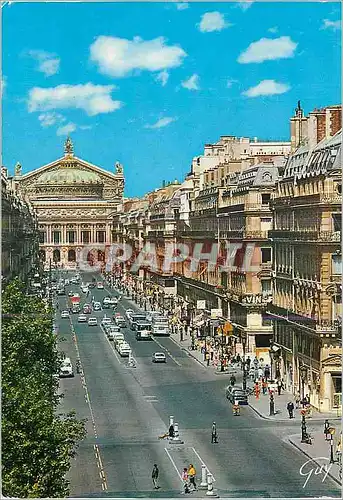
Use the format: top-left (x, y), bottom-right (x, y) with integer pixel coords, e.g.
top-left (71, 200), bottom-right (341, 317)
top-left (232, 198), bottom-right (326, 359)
top-left (287, 436), bottom-right (342, 487)
top-left (249, 402), bottom-right (342, 423)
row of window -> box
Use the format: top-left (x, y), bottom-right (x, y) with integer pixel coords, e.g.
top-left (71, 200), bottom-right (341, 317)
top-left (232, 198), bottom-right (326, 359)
top-left (39, 230), bottom-right (107, 244)
top-left (39, 248), bottom-right (106, 263)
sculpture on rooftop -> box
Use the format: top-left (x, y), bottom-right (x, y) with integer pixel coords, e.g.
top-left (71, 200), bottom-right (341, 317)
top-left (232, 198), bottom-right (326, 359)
top-left (115, 161), bottom-right (123, 174)
top-left (14, 162), bottom-right (22, 176)
top-left (64, 137), bottom-right (74, 155)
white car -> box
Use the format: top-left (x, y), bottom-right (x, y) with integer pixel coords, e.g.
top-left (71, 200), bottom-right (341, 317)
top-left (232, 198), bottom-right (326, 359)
top-left (61, 310), bottom-right (69, 319)
top-left (81, 286), bottom-right (88, 293)
top-left (97, 282), bottom-right (104, 289)
top-left (152, 352), bottom-right (166, 363)
top-left (93, 302), bottom-right (102, 311)
top-left (107, 326), bottom-right (121, 340)
top-left (78, 314), bottom-right (87, 323)
top-left (118, 342), bottom-right (131, 357)
top-left (152, 325), bottom-right (170, 336)
top-left (125, 309), bottom-right (134, 319)
top-left (59, 357), bottom-right (74, 377)
top-left (88, 317), bottom-right (98, 326)
top-left (101, 317), bottom-right (112, 327)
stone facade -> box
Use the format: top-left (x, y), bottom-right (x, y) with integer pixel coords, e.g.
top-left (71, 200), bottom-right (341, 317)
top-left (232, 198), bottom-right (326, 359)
top-left (1, 167), bottom-right (39, 284)
top-left (12, 138), bottom-right (124, 270)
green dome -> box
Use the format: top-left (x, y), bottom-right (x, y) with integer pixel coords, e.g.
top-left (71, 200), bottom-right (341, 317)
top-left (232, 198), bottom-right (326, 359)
top-left (37, 168), bottom-right (102, 185)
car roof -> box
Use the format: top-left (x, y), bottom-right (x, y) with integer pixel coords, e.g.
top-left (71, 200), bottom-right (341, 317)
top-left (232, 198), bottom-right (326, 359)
top-left (154, 352), bottom-right (165, 356)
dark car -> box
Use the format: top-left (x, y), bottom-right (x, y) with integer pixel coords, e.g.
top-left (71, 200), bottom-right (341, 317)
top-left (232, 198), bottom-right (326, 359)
top-left (88, 282), bottom-right (96, 289)
top-left (226, 386), bottom-right (248, 405)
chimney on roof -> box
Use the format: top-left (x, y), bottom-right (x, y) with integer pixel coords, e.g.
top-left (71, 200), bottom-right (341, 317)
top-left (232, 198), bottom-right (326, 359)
top-left (162, 180), bottom-right (166, 188)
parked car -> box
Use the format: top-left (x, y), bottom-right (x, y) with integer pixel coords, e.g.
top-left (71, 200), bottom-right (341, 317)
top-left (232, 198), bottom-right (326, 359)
top-left (59, 357), bottom-right (74, 377)
top-left (118, 342), bottom-right (131, 357)
top-left (107, 326), bottom-right (121, 340)
top-left (97, 282), bottom-right (104, 289)
top-left (102, 297), bottom-right (111, 309)
top-left (226, 386), bottom-right (248, 405)
top-left (61, 310), bottom-right (70, 319)
top-left (78, 314), bottom-right (87, 323)
top-left (93, 301), bottom-right (102, 311)
top-left (88, 317), bottom-right (98, 326)
top-left (113, 333), bottom-right (125, 347)
top-left (152, 352), bottom-right (166, 363)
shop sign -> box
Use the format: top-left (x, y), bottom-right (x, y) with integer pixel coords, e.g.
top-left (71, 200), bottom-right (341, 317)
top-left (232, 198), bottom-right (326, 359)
top-left (210, 308), bottom-right (222, 319)
top-left (197, 300), bottom-right (206, 310)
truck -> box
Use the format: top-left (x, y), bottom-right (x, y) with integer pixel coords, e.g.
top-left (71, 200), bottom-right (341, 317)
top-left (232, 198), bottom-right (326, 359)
top-left (69, 295), bottom-right (81, 314)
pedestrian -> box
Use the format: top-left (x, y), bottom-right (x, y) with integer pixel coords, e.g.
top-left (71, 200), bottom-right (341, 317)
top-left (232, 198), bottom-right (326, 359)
top-left (188, 464), bottom-right (197, 491)
top-left (277, 379), bottom-right (284, 396)
top-left (236, 353), bottom-right (241, 364)
top-left (295, 392), bottom-right (301, 409)
top-left (211, 421), bottom-right (218, 444)
top-left (181, 468), bottom-right (190, 494)
top-left (264, 365), bottom-right (270, 380)
top-left (206, 352), bottom-right (210, 367)
top-left (246, 356), bottom-right (251, 369)
top-left (210, 346), bottom-right (214, 361)
top-left (151, 464), bottom-right (160, 489)
top-left (262, 378), bottom-right (267, 395)
top-left (230, 374), bottom-right (236, 387)
top-left (168, 424), bottom-right (174, 439)
top-left (287, 401), bottom-right (294, 419)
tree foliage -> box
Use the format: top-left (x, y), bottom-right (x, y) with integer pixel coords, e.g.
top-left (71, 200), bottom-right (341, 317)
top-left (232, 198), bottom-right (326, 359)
top-left (2, 279), bottom-right (86, 497)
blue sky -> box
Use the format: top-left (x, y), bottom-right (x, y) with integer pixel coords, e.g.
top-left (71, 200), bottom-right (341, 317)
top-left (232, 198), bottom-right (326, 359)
top-left (2, 1), bottom-right (341, 197)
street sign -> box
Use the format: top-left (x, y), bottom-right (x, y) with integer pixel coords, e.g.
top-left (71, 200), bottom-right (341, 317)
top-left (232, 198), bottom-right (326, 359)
top-left (210, 308), bottom-right (222, 319)
top-left (197, 300), bottom-right (206, 310)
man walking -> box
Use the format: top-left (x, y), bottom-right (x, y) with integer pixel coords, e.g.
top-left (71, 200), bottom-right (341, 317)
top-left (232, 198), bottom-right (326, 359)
top-left (152, 464), bottom-right (160, 489)
top-left (211, 422), bottom-right (218, 443)
top-left (188, 464), bottom-right (197, 491)
top-left (287, 401), bottom-right (295, 419)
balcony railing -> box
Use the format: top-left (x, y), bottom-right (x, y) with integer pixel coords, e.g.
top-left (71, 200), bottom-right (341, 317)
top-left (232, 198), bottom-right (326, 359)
top-left (220, 230), bottom-right (269, 239)
top-left (269, 230), bottom-right (341, 242)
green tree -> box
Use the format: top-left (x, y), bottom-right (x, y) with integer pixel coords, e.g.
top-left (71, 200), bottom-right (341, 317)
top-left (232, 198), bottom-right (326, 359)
top-left (2, 279), bottom-right (86, 497)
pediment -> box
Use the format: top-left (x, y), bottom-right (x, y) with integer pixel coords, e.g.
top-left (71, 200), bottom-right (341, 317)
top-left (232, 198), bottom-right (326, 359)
top-left (20, 154), bottom-right (123, 183)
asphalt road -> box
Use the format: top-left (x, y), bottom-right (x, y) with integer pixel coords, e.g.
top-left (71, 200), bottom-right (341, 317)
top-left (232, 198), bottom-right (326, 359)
top-left (56, 271), bottom-right (340, 498)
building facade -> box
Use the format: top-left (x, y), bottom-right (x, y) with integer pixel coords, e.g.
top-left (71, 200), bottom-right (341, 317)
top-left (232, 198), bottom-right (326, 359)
top-left (1, 167), bottom-right (39, 284)
top-left (13, 138), bottom-right (124, 270)
top-left (268, 130), bottom-right (342, 412)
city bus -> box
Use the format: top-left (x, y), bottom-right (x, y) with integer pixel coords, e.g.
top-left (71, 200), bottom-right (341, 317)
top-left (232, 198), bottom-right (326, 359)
top-left (135, 321), bottom-right (152, 341)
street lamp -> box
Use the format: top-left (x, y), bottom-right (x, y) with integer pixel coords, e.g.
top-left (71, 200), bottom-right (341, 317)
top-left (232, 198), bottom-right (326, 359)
top-left (328, 427), bottom-right (336, 463)
top-left (299, 364), bottom-right (308, 401)
top-left (301, 413), bottom-right (311, 444)
top-left (220, 325), bottom-right (225, 372)
top-left (269, 392), bottom-right (275, 416)
top-left (242, 336), bottom-right (247, 390)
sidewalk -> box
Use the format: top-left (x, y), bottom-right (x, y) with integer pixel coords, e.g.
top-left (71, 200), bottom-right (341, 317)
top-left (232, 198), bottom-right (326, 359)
top-left (286, 431), bottom-right (342, 486)
top-left (169, 330), bottom-right (237, 376)
top-left (248, 389), bottom-right (342, 422)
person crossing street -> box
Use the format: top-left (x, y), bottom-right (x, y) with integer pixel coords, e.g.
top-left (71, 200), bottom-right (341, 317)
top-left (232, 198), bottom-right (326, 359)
top-left (151, 464), bottom-right (160, 489)
top-left (211, 422), bottom-right (218, 443)
top-left (187, 464), bottom-right (197, 491)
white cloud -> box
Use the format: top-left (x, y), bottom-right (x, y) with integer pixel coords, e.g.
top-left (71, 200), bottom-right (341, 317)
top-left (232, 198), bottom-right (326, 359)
top-left (38, 112), bottom-right (65, 127)
top-left (27, 50), bottom-right (60, 76)
top-left (238, 36), bottom-right (297, 63)
top-left (242, 79), bottom-right (290, 97)
top-left (268, 26), bottom-right (278, 34)
top-left (1, 77), bottom-right (6, 98)
top-left (155, 70), bottom-right (169, 86)
top-left (28, 83), bottom-right (122, 116)
top-left (56, 123), bottom-right (76, 136)
top-left (79, 125), bottom-right (93, 130)
top-left (226, 79), bottom-right (238, 88)
top-left (181, 74), bottom-right (200, 91)
top-left (321, 19), bottom-right (341, 31)
top-left (145, 117), bottom-right (177, 129)
top-left (198, 11), bottom-right (229, 32)
top-left (90, 36), bottom-right (187, 77)
top-left (176, 2), bottom-right (189, 10)
top-left (237, 1), bottom-right (254, 11)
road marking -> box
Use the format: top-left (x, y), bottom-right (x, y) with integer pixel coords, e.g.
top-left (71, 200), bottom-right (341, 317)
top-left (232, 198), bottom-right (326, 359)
top-left (153, 337), bottom-right (181, 367)
top-left (164, 447), bottom-right (183, 482)
top-left (67, 306), bottom-right (108, 491)
top-left (101, 325), bottom-right (124, 364)
top-left (191, 447), bottom-right (216, 482)
top-left (144, 395), bottom-right (159, 402)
